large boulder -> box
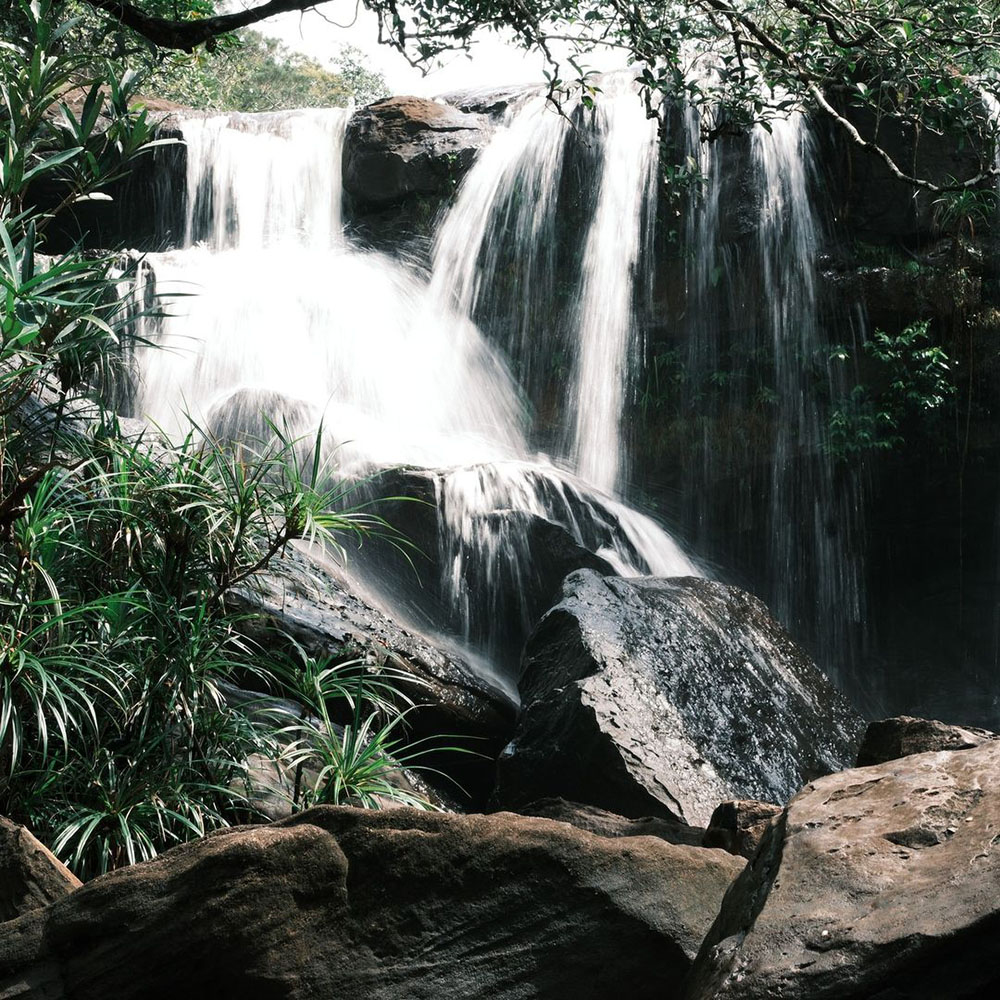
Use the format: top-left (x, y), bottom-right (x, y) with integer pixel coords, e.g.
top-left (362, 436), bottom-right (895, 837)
top-left (495, 571), bottom-right (864, 826)
top-left (343, 96), bottom-right (492, 207)
top-left (0, 806), bottom-right (744, 1000)
top-left (0, 817), bottom-right (80, 921)
top-left (856, 714), bottom-right (998, 766)
top-left (685, 739), bottom-right (1000, 999)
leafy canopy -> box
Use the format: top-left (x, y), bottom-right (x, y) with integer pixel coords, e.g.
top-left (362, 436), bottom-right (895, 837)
top-left (63, 1), bottom-right (1000, 190)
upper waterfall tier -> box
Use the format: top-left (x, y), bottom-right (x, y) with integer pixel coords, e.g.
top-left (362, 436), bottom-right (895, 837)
top-left (181, 109), bottom-right (349, 251)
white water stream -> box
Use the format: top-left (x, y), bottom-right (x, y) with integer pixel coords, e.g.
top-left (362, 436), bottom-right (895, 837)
top-left (133, 96), bottom-right (697, 675)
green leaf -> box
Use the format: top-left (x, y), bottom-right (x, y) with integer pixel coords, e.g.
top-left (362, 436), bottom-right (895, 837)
top-left (21, 145), bottom-right (83, 183)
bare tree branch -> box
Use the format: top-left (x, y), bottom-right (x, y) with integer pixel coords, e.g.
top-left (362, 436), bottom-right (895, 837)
top-left (80, 0), bottom-right (338, 51)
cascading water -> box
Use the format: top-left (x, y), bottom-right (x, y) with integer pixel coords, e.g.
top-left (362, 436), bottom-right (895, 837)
top-left (130, 98), bottom-right (697, 680)
top-left (676, 99), bottom-right (866, 688)
top-left (568, 83), bottom-right (660, 493)
top-left (418, 76), bottom-right (689, 660)
top-left (182, 111), bottom-right (346, 250)
top-left (755, 115), bottom-right (865, 669)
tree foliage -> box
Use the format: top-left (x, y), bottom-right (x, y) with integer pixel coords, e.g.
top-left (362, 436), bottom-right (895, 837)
top-left (149, 35), bottom-right (387, 112)
top-left (62, 0), bottom-right (1000, 191)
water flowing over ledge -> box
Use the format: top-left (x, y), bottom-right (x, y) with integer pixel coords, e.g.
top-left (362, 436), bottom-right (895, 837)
top-left (128, 88), bottom-right (699, 681)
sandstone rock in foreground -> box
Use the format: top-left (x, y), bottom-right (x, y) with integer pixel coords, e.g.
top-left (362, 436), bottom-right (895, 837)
top-left (496, 571), bottom-right (864, 826)
top-left (0, 806), bottom-right (744, 1000)
top-left (686, 739), bottom-right (1000, 999)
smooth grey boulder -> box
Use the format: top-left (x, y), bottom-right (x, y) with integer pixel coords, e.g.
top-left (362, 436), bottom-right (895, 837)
top-left (495, 571), bottom-right (864, 826)
top-left (856, 714), bottom-right (998, 767)
top-left (343, 96), bottom-right (492, 206)
top-left (0, 817), bottom-right (80, 921)
top-left (0, 806), bottom-right (744, 1000)
top-left (685, 739), bottom-right (1000, 1000)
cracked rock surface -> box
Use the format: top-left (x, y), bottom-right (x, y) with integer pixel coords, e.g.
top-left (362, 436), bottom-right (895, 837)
top-left (495, 570), bottom-right (863, 826)
top-left (685, 739), bottom-right (1000, 999)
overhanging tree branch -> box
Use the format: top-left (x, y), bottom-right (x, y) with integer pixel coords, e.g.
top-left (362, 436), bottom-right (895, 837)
top-left (77, 0), bottom-right (1000, 193)
top-left (80, 0), bottom-right (339, 51)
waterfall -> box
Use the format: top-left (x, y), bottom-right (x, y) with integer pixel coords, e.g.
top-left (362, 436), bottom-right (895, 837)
top-left (568, 84), bottom-right (659, 493)
top-left (131, 100), bottom-right (697, 678)
top-left (182, 110), bottom-right (347, 250)
top-left (430, 75), bottom-right (660, 491)
top-left (754, 115), bottom-right (863, 652)
top-left (677, 101), bottom-right (866, 684)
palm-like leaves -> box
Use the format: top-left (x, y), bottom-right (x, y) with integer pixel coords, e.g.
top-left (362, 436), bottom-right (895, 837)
top-left (0, 0), bottom-right (439, 880)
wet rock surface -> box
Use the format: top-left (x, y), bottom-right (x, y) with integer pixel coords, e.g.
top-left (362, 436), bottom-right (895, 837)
top-left (685, 740), bottom-right (1000, 1000)
top-left (0, 817), bottom-right (80, 922)
top-left (856, 714), bottom-right (998, 766)
top-left (0, 806), bottom-right (744, 1000)
top-left (437, 85), bottom-right (528, 120)
top-left (355, 466), bottom-right (621, 671)
top-left (343, 96), bottom-right (492, 207)
top-left (495, 570), bottom-right (864, 826)
top-left (229, 544), bottom-right (517, 801)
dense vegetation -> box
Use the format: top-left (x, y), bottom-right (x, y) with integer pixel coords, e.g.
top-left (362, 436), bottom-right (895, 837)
top-left (148, 35), bottom-right (387, 112)
top-left (0, 0), bottom-right (427, 880)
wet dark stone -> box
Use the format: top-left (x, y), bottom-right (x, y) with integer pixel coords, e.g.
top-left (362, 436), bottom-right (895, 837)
top-left (343, 96), bottom-right (492, 208)
top-left (856, 715), bottom-right (998, 767)
top-left (495, 571), bottom-right (864, 826)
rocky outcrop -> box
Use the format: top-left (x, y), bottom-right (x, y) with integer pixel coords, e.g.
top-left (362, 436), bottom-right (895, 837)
top-left (820, 106), bottom-right (992, 244)
top-left (495, 571), bottom-right (865, 826)
top-left (685, 739), bottom-right (1000, 999)
top-left (518, 798), bottom-right (706, 848)
top-left (343, 97), bottom-right (492, 207)
top-left (856, 714), bottom-right (998, 766)
top-left (0, 817), bottom-right (80, 921)
top-left (352, 466), bottom-right (620, 670)
top-left (703, 800), bottom-right (782, 860)
top-left (0, 806), bottom-right (744, 1000)
top-left (437, 85), bottom-right (527, 120)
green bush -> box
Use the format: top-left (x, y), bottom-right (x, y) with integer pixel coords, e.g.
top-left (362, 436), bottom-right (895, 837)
top-left (1, 0), bottom-right (431, 880)
top-left (826, 320), bottom-right (956, 461)
top-left (149, 34), bottom-right (388, 112)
